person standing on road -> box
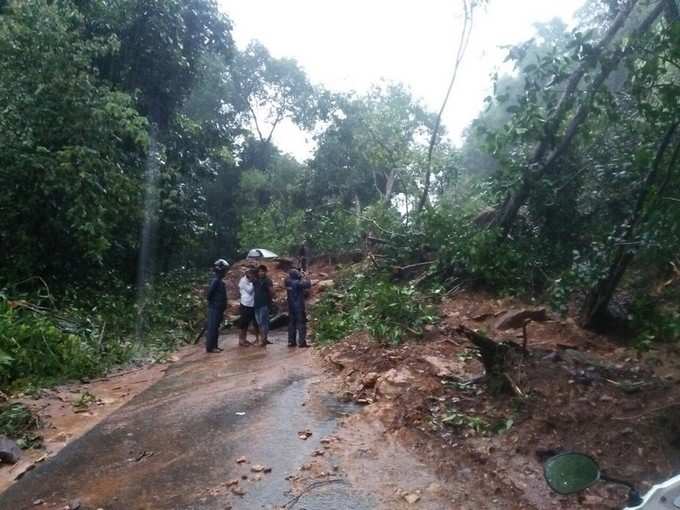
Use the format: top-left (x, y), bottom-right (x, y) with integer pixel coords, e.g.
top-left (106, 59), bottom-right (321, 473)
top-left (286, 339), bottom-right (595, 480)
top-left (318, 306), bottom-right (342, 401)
top-left (253, 264), bottom-right (273, 346)
top-left (237, 268), bottom-right (258, 347)
top-left (206, 259), bottom-right (229, 353)
top-left (285, 269), bottom-right (311, 348)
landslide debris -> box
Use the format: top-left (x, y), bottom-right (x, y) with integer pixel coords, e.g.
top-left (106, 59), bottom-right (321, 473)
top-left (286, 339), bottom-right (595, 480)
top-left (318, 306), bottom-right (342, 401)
top-left (321, 290), bottom-right (680, 509)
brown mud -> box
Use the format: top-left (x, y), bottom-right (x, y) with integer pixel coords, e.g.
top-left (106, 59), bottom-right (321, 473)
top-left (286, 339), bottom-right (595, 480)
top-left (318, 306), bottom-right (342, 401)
top-left (0, 345), bottom-right (197, 493)
top-left (2, 283), bottom-right (679, 509)
top-left (321, 290), bottom-right (680, 509)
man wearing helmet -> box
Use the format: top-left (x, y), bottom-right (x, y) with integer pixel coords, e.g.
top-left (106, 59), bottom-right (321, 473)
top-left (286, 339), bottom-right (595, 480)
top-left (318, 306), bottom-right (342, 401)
top-left (206, 258), bottom-right (229, 353)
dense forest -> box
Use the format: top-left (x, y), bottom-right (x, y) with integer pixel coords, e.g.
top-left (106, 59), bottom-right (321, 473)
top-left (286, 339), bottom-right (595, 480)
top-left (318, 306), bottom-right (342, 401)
top-left (1, 0), bottom-right (679, 389)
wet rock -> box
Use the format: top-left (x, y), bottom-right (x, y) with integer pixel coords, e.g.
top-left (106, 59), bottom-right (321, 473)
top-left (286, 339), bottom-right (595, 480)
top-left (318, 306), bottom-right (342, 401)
top-left (495, 308), bottom-right (548, 330)
top-left (251, 464), bottom-right (266, 472)
top-left (328, 352), bottom-right (356, 369)
top-left (236, 456), bottom-right (248, 464)
top-left (421, 355), bottom-right (466, 378)
top-left (32, 500), bottom-right (45, 506)
top-left (376, 368), bottom-right (416, 399)
top-left (225, 479), bottom-right (240, 487)
top-left (231, 487), bottom-right (246, 497)
top-left (361, 372), bottom-right (380, 388)
top-left (0, 435), bottom-right (22, 464)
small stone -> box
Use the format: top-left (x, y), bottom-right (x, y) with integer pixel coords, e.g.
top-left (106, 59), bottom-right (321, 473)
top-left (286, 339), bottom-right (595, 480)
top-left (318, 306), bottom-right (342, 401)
top-left (495, 308), bottom-right (548, 330)
top-left (251, 464), bottom-right (266, 473)
top-left (69, 500), bottom-right (81, 510)
top-left (312, 449), bottom-right (325, 457)
top-left (236, 456), bottom-right (247, 464)
top-left (32, 500), bottom-right (45, 506)
top-left (298, 430), bottom-right (313, 440)
top-left (404, 493), bottom-right (421, 504)
top-left (225, 479), bottom-right (239, 487)
top-left (362, 372), bottom-right (379, 388)
top-left (231, 487), bottom-right (246, 497)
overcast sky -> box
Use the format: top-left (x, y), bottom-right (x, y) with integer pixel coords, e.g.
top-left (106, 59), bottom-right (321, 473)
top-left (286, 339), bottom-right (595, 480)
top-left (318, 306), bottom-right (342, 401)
top-left (219, 0), bottom-right (585, 160)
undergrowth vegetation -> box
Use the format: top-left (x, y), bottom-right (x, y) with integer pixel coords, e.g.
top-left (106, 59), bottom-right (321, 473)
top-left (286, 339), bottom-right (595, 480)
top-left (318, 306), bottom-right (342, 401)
top-left (312, 271), bottom-right (439, 345)
top-left (0, 270), bottom-right (205, 391)
top-left (0, 402), bottom-right (42, 448)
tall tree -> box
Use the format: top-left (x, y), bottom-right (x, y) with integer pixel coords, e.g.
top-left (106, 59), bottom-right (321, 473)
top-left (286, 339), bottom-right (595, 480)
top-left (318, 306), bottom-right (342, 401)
top-left (490, 0), bottom-right (669, 234)
top-left (0, 0), bottom-right (148, 284)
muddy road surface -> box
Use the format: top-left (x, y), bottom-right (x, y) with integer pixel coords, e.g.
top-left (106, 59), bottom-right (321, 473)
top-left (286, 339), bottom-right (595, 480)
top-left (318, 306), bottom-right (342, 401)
top-left (0, 332), bottom-right (379, 510)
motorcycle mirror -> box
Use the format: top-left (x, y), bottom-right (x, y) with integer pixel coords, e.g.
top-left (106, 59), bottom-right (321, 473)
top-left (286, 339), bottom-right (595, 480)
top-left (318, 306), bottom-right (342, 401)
top-left (544, 453), bottom-right (601, 495)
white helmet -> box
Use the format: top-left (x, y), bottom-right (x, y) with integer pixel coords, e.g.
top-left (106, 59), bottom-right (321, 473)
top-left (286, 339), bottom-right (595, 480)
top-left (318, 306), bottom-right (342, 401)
top-left (213, 259), bottom-right (229, 271)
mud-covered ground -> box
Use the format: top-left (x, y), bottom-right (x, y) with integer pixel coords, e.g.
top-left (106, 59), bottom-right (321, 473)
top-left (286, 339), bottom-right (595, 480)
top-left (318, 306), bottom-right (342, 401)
top-left (2, 278), bottom-right (679, 509)
top-left (321, 290), bottom-right (680, 509)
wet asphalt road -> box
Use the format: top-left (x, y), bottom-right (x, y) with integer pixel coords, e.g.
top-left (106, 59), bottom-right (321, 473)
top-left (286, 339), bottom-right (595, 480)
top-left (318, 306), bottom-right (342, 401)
top-left (0, 333), bottom-right (373, 510)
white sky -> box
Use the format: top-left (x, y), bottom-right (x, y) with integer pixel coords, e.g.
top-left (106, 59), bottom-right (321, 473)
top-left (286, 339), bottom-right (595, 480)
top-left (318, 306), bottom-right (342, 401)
top-left (219, 0), bottom-right (585, 160)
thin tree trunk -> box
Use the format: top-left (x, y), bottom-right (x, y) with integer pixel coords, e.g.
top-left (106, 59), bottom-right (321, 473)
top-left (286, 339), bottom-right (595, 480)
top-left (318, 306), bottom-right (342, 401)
top-left (384, 168), bottom-right (397, 204)
top-left (579, 121), bottom-right (680, 328)
top-left (492, 0), bottom-right (666, 235)
top-left (416, 0), bottom-right (475, 215)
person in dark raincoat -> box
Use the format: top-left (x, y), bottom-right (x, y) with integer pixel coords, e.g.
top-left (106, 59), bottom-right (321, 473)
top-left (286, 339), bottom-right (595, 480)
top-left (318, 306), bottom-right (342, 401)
top-left (253, 264), bottom-right (273, 346)
top-left (284, 269), bottom-right (311, 347)
top-left (206, 259), bottom-right (229, 353)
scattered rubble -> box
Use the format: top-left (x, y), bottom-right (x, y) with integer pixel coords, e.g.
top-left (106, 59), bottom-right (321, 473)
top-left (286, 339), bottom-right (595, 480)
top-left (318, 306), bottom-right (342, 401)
top-left (403, 492), bottom-right (421, 504)
top-left (320, 290), bottom-right (680, 509)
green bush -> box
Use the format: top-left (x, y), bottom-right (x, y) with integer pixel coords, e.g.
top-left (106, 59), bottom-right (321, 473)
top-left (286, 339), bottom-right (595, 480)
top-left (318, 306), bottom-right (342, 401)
top-left (0, 297), bottom-right (105, 388)
top-left (0, 402), bottom-right (42, 448)
top-left (0, 269), bottom-right (206, 390)
top-left (312, 272), bottom-right (438, 345)
top-left (629, 294), bottom-right (680, 350)
top-left (417, 206), bottom-right (558, 295)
